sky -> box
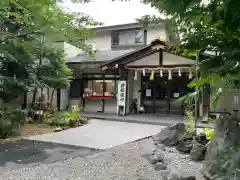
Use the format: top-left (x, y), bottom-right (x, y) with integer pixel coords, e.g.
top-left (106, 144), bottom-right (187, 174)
top-left (61, 0), bottom-right (160, 26)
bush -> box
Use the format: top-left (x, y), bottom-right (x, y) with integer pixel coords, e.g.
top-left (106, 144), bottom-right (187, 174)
top-left (0, 104), bottom-right (27, 138)
top-left (43, 106), bottom-right (81, 127)
top-left (204, 128), bottom-right (214, 140)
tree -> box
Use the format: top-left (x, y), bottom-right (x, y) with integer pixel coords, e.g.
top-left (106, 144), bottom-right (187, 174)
top-left (0, 0), bottom-right (100, 104)
top-left (138, 1), bottom-right (240, 179)
top-left (138, 0), bottom-right (240, 104)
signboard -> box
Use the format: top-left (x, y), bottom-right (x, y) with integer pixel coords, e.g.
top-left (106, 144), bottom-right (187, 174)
top-left (117, 81), bottom-right (127, 106)
top-left (146, 89), bottom-right (151, 97)
top-left (234, 96), bottom-right (239, 104)
top-left (174, 93), bottom-right (180, 98)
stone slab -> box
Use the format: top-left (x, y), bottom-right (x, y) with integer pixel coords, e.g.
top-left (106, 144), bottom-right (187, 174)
top-left (26, 119), bottom-right (164, 149)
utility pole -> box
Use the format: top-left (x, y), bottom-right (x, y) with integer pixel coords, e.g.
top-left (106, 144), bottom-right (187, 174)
top-left (195, 50), bottom-right (200, 135)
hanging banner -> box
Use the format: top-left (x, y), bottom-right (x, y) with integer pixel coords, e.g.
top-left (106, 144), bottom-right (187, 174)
top-left (117, 81), bottom-right (127, 106)
top-left (117, 81), bottom-right (127, 116)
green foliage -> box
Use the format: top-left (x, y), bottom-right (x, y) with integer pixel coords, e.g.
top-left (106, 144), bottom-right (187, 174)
top-left (184, 107), bottom-right (195, 135)
top-left (44, 106), bottom-right (81, 127)
top-left (138, 0), bottom-right (240, 108)
top-left (204, 128), bottom-right (214, 140)
top-left (0, 104), bottom-right (27, 138)
top-left (213, 144), bottom-right (240, 180)
top-left (0, 0), bottom-right (99, 103)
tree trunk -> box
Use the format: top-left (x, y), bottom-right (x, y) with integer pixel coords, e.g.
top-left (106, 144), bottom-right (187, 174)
top-left (31, 88), bottom-right (37, 108)
top-left (50, 88), bottom-right (56, 104)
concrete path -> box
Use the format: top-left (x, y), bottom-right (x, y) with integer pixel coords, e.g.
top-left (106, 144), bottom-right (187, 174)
top-left (81, 112), bottom-right (215, 129)
top-left (26, 119), bottom-right (163, 149)
top-left (81, 112), bottom-right (184, 126)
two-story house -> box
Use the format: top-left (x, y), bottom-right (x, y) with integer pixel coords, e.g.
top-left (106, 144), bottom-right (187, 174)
top-left (64, 22), bottom-right (200, 116)
top-left (23, 22), bottom-right (240, 120)
top-left (24, 22), bottom-right (240, 118)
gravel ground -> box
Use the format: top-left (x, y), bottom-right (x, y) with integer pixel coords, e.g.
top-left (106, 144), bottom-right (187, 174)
top-left (0, 138), bottom-right (205, 180)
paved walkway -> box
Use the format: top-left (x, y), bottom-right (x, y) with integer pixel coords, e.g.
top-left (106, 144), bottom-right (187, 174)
top-left (26, 119), bottom-right (163, 149)
top-left (81, 112), bottom-right (184, 126)
top-left (81, 112), bottom-right (215, 129)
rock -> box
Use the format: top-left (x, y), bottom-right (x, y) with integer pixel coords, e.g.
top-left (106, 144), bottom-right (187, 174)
top-left (155, 149), bottom-right (164, 162)
top-left (203, 115), bottom-right (240, 180)
top-left (180, 176), bottom-right (196, 180)
top-left (54, 127), bottom-right (63, 132)
top-left (154, 162), bottom-right (167, 171)
top-left (176, 140), bottom-right (193, 153)
top-left (149, 155), bottom-right (160, 164)
top-left (160, 169), bottom-right (170, 180)
top-left (155, 123), bottom-right (186, 146)
top-left (195, 133), bottom-right (208, 145)
top-left (155, 143), bottom-right (165, 151)
top-left (190, 141), bottom-right (206, 161)
top-left (167, 168), bottom-right (181, 180)
top-left (152, 148), bottom-right (157, 155)
top-left (153, 140), bottom-right (159, 146)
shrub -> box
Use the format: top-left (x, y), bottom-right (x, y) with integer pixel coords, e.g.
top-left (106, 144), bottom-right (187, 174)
top-left (204, 128), bottom-right (214, 140)
top-left (44, 106), bottom-right (81, 127)
top-left (0, 104), bottom-right (27, 138)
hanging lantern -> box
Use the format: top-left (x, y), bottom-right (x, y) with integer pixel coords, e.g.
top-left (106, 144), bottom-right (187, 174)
top-left (189, 68), bottom-right (193, 79)
top-left (168, 69), bottom-right (172, 80)
top-left (115, 64), bottom-right (118, 68)
top-left (178, 68), bottom-right (182, 76)
top-left (150, 70), bottom-right (155, 80)
top-left (160, 69), bottom-right (163, 77)
top-left (134, 70), bottom-right (138, 80)
top-left (142, 68), bottom-right (146, 76)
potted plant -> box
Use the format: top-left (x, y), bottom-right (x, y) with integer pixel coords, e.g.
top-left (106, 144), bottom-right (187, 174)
top-left (79, 116), bottom-right (89, 125)
top-left (68, 106), bottom-right (80, 127)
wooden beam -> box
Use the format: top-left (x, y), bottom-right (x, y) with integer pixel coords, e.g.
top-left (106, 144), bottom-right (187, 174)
top-left (125, 64), bottom-right (192, 68)
top-left (159, 50), bottom-right (163, 65)
top-left (122, 49), bottom-right (157, 65)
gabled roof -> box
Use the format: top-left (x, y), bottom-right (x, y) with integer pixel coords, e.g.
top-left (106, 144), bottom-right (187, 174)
top-left (67, 49), bottom-right (134, 63)
top-left (100, 38), bottom-right (168, 68)
top-left (100, 38), bottom-right (214, 69)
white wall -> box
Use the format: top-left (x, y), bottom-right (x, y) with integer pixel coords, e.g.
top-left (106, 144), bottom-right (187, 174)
top-left (162, 52), bottom-right (195, 65)
top-left (87, 32), bottom-right (112, 51)
top-left (60, 88), bottom-right (69, 109)
top-left (87, 26), bottom-right (166, 52)
top-left (126, 71), bottom-right (141, 114)
top-left (211, 89), bottom-right (240, 117)
top-left (64, 26), bottom-right (167, 62)
top-left (63, 42), bottom-right (82, 59)
top-left (147, 27), bottom-right (166, 43)
top-left (26, 88), bottom-right (69, 110)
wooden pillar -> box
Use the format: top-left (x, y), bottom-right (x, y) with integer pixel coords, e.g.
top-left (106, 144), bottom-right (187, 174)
top-left (119, 65), bottom-right (125, 80)
top-left (57, 88), bottom-right (61, 111)
top-left (102, 74), bottom-right (105, 112)
top-left (23, 92), bottom-right (27, 109)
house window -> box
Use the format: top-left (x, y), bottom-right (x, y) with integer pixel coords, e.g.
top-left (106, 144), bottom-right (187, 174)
top-left (112, 30), bottom-right (144, 47)
top-left (112, 32), bottom-right (119, 45)
top-left (135, 30), bottom-right (144, 44)
top-left (84, 80), bottom-right (118, 97)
